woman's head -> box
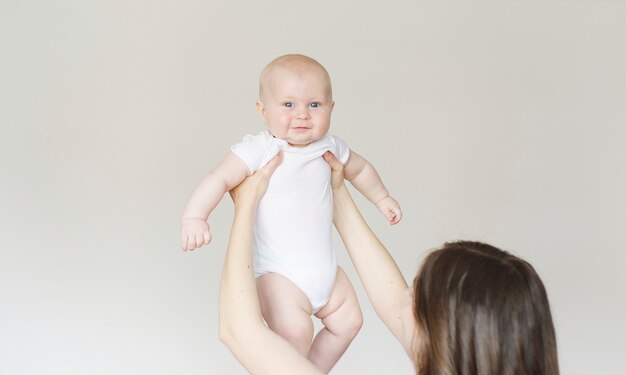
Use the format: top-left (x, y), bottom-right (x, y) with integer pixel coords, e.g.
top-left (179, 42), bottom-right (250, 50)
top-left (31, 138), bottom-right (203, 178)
top-left (412, 241), bottom-right (559, 375)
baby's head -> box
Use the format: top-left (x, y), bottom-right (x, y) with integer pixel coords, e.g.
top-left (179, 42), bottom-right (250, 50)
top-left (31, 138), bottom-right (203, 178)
top-left (256, 54), bottom-right (334, 148)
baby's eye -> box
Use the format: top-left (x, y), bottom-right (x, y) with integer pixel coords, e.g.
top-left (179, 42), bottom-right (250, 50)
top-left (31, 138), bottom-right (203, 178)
top-left (310, 102), bottom-right (320, 108)
top-left (282, 102), bottom-right (293, 108)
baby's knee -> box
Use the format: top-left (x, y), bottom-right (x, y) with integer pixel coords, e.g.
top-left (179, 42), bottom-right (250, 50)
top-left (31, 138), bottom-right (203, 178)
top-left (272, 317), bottom-right (313, 343)
top-left (329, 302), bottom-right (363, 339)
top-left (344, 292), bottom-right (364, 331)
top-left (345, 306), bottom-right (364, 337)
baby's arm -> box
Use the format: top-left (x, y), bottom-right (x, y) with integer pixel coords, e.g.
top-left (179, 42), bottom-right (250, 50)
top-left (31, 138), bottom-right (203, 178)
top-left (181, 152), bottom-right (249, 251)
top-left (343, 150), bottom-right (402, 224)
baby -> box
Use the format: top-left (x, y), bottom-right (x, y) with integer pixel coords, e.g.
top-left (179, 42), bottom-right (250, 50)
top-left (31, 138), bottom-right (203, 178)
top-left (181, 54), bottom-right (401, 372)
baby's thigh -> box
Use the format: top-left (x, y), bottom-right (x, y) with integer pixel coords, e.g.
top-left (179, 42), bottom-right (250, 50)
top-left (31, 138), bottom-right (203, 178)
top-left (256, 272), bottom-right (313, 323)
top-left (315, 267), bottom-right (362, 323)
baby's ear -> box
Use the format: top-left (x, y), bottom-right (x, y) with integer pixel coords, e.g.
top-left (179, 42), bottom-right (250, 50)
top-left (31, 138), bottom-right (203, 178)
top-left (256, 101), bottom-right (266, 120)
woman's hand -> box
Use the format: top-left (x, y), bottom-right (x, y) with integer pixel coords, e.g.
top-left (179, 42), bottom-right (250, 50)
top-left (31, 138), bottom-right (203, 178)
top-left (229, 152), bottom-right (283, 207)
top-left (323, 151), bottom-right (345, 190)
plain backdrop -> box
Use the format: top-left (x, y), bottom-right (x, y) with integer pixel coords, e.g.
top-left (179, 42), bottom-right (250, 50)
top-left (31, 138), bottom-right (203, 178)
top-left (1, 1), bottom-right (625, 374)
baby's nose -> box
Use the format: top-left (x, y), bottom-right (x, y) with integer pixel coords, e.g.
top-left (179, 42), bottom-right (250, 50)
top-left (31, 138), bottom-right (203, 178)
top-left (296, 108), bottom-right (310, 119)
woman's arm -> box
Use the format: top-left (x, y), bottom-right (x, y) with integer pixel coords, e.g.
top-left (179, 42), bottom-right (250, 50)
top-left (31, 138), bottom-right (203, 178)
top-left (324, 152), bottom-right (417, 354)
top-left (218, 153), bottom-right (323, 375)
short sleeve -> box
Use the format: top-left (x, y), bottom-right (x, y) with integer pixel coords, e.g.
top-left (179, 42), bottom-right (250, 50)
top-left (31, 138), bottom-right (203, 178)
top-left (231, 132), bottom-right (269, 175)
top-left (329, 134), bottom-right (350, 164)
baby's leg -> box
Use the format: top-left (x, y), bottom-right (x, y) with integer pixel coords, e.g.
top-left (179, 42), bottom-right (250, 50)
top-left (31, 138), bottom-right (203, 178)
top-left (308, 267), bottom-right (363, 373)
top-left (256, 272), bottom-right (314, 356)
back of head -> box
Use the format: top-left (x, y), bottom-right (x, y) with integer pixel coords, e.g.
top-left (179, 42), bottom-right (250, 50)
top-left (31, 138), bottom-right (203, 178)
top-left (413, 241), bottom-right (559, 375)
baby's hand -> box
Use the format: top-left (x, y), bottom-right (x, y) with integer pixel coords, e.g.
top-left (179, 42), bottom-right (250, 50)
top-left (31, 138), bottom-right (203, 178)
top-left (181, 218), bottom-right (212, 251)
top-left (375, 197), bottom-right (402, 225)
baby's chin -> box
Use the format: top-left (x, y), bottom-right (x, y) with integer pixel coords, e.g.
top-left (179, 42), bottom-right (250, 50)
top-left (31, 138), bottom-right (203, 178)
top-left (280, 133), bottom-right (326, 148)
top-left (286, 141), bottom-right (314, 148)
top-left (287, 135), bottom-right (328, 148)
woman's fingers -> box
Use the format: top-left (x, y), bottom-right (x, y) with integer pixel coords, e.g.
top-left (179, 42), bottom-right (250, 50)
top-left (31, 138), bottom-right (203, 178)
top-left (322, 151), bottom-right (341, 169)
top-left (323, 151), bottom-right (345, 189)
top-left (261, 151), bottom-right (284, 177)
top-left (252, 151), bottom-right (283, 190)
top-left (230, 152), bottom-right (283, 204)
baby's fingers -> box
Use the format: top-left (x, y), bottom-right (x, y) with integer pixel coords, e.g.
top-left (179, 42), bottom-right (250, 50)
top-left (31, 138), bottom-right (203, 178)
top-left (384, 208), bottom-right (396, 224)
top-left (195, 233), bottom-right (205, 249)
top-left (389, 206), bottom-right (402, 225)
top-left (181, 234), bottom-right (189, 251)
top-left (183, 234), bottom-right (196, 251)
top-left (185, 235), bottom-right (197, 251)
top-left (203, 231), bottom-right (211, 245)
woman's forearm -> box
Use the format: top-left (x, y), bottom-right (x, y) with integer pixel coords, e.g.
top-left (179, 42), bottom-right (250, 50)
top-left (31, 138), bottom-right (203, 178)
top-left (332, 184), bottom-right (409, 333)
top-left (219, 203), bottom-right (263, 334)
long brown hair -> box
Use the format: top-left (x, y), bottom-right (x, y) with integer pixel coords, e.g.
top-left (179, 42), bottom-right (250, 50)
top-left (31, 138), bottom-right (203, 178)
top-left (412, 241), bottom-right (559, 375)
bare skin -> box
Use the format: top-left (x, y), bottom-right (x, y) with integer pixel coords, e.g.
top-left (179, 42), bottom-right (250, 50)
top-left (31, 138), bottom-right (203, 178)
top-left (181, 56), bottom-right (401, 251)
top-left (190, 54), bottom-right (403, 372)
top-left (257, 267), bottom-right (362, 372)
top-left (219, 152), bottom-right (415, 374)
top-left (221, 150), bottom-right (555, 374)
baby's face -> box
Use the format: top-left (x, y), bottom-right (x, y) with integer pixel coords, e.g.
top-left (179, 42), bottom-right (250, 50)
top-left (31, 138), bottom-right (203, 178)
top-left (257, 67), bottom-right (334, 147)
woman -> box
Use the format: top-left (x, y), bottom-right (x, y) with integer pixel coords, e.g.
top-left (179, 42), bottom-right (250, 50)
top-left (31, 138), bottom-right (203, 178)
top-left (219, 152), bottom-right (559, 374)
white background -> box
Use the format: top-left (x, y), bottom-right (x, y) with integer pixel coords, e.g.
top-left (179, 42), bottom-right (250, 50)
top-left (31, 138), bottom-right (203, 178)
top-left (1, 1), bottom-right (625, 374)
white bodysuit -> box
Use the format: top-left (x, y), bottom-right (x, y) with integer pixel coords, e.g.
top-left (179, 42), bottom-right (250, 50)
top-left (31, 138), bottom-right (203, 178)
top-left (231, 130), bottom-right (350, 312)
